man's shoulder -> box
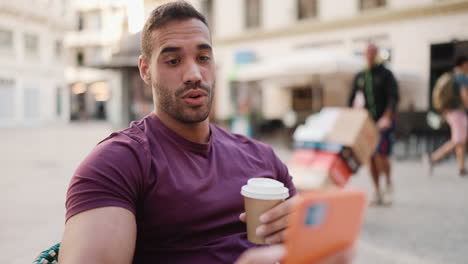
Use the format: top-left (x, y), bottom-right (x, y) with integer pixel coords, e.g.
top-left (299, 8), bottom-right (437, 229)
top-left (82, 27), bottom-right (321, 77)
top-left (97, 117), bottom-right (151, 154)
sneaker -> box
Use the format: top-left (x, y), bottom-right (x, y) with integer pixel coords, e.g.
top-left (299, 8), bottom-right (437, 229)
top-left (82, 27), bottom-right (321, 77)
top-left (460, 169), bottom-right (467, 177)
top-left (422, 153), bottom-right (433, 176)
top-left (369, 192), bottom-right (383, 206)
top-left (383, 185), bottom-right (393, 205)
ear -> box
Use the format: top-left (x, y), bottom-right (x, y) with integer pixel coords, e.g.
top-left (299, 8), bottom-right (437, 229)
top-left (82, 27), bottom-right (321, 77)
top-left (138, 55), bottom-right (152, 85)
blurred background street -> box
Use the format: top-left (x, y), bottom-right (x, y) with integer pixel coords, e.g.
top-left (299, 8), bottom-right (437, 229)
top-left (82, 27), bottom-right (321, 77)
top-left (1, 124), bottom-right (467, 264)
top-left (2, 0), bottom-right (468, 263)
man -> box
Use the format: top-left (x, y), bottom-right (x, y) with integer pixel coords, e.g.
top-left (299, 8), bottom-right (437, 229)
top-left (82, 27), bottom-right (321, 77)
top-left (348, 44), bottom-right (399, 205)
top-left (423, 56), bottom-right (468, 176)
top-left (59, 2), bottom-right (350, 263)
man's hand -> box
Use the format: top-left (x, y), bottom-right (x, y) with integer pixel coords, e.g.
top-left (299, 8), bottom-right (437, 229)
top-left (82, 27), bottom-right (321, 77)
top-left (377, 116), bottom-right (391, 131)
top-left (235, 244), bottom-right (354, 264)
top-left (239, 196), bottom-right (299, 244)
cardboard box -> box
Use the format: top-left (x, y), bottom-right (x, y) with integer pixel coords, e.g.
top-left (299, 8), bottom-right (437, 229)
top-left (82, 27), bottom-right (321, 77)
top-left (293, 108), bottom-right (378, 165)
top-left (294, 141), bottom-right (360, 173)
top-left (325, 108), bottom-right (379, 164)
top-left (289, 149), bottom-right (352, 190)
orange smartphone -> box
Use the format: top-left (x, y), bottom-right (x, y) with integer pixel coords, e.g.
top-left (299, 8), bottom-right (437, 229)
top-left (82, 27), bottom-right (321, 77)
top-left (283, 189), bottom-right (367, 264)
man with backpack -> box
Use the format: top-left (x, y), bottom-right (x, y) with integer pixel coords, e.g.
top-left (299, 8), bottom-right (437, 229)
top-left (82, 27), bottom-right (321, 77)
top-left (423, 56), bottom-right (468, 176)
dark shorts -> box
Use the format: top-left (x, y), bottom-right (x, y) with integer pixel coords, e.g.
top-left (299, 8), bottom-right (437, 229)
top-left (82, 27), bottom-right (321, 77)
top-left (375, 126), bottom-right (394, 156)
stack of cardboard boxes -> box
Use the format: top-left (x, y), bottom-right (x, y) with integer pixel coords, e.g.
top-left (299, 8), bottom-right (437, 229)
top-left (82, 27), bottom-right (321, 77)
top-left (290, 108), bottom-right (379, 190)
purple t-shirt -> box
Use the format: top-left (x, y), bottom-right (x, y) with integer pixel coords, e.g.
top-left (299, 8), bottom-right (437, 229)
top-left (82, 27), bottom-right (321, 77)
top-left (66, 113), bottom-right (296, 263)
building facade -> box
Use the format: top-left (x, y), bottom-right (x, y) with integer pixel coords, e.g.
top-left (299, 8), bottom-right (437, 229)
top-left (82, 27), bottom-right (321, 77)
top-left (208, 0), bottom-right (468, 123)
top-left (0, 0), bottom-right (71, 126)
top-left (65, 0), bottom-right (131, 125)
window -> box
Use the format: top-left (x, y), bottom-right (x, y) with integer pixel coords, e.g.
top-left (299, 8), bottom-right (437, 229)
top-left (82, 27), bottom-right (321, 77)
top-left (24, 88), bottom-right (40, 120)
top-left (90, 47), bottom-right (103, 65)
top-left (292, 86), bottom-right (323, 112)
top-left (77, 10), bottom-right (101, 31)
top-left (86, 10), bottom-right (102, 31)
top-left (77, 13), bottom-right (84, 31)
top-left (359, 0), bottom-right (386, 10)
top-left (201, 0), bottom-right (214, 31)
top-left (76, 51), bottom-right (84, 66)
top-left (245, 0), bottom-right (261, 29)
top-left (0, 78), bottom-right (15, 121)
top-left (297, 0), bottom-right (318, 20)
top-left (0, 28), bottom-right (13, 51)
top-left (24, 33), bottom-right (39, 56)
top-left (55, 40), bottom-right (63, 58)
top-left (56, 87), bottom-right (62, 116)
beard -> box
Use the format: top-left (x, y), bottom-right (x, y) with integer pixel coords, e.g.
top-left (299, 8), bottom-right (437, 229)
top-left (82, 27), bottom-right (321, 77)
top-left (153, 80), bottom-right (214, 124)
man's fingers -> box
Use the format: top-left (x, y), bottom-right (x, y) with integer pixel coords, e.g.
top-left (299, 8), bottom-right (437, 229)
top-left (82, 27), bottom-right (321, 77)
top-left (264, 230), bottom-right (287, 245)
top-left (239, 212), bottom-right (246, 222)
top-left (235, 245), bottom-right (286, 264)
top-left (260, 196), bottom-right (298, 223)
top-left (256, 215), bottom-right (288, 238)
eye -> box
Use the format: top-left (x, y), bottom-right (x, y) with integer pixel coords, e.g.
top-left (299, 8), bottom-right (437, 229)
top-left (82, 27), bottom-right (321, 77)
top-left (198, 56), bottom-right (210, 63)
top-left (166, 58), bottom-right (181, 66)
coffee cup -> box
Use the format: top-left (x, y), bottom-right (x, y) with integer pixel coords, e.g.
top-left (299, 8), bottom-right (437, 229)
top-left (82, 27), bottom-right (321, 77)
top-left (241, 178), bottom-right (289, 244)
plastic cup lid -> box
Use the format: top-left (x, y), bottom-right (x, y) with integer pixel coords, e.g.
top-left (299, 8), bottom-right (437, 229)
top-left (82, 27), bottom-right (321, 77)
top-left (241, 178), bottom-right (289, 200)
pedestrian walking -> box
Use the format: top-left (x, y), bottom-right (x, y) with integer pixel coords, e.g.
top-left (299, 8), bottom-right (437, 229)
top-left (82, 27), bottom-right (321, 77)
top-left (423, 56), bottom-right (468, 176)
top-left (348, 44), bottom-right (400, 205)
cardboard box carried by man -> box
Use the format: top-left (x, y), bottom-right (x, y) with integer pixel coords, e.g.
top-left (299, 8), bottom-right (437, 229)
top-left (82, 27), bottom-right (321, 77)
top-left (290, 107), bottom-right (379, 190)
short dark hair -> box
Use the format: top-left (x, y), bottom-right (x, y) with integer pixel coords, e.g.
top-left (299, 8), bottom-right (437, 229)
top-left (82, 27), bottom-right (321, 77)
top-left (454, 55), bottom-right (468, 67)
top-left (141, 1), bottom-right (208, 60)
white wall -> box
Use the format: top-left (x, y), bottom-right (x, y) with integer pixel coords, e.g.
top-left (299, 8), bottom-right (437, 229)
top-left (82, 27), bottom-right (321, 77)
top-left (389, 0), bottom-right (433, 9)
top-left (213, 1), bottom-right (243, 38)
top-left (263, 0), bottom-right (295, 30)
top-left (320, 0), bottom-right (358, 21)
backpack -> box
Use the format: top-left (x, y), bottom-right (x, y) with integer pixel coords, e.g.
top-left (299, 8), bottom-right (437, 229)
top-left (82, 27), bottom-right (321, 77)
top-left (432, 72), bottom-right (461, 112)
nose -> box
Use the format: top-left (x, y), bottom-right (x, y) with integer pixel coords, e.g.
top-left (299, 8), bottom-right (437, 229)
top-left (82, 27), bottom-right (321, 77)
top-left (183, 60), bottom-right (202, 86)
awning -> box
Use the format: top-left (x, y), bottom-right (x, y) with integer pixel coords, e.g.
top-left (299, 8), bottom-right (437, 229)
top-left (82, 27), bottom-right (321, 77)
top-left (235, 50), bottom-right (365, 82)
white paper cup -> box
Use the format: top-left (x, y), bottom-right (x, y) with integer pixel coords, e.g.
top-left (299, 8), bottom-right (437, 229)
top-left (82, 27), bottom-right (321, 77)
top-left (241, 178), bottom-right (289, 244)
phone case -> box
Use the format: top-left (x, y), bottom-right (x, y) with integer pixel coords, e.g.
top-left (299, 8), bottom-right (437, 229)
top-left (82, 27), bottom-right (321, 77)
top-left (283, 189), bottom-right (367, 264)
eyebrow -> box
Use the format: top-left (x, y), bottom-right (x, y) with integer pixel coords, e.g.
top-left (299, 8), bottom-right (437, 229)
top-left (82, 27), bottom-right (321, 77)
top-left (198, 44), bottom-right (212, 51)
top-left (159, 44), bottom-right (212, 56)
top-left (159, 46), bottom-right (181, 55)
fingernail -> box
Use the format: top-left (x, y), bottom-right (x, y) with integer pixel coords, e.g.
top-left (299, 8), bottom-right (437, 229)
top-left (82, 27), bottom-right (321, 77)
top-left (256, 226), bottom-right (265, 236)
top-left (260, 214), bottom-right (268, 223)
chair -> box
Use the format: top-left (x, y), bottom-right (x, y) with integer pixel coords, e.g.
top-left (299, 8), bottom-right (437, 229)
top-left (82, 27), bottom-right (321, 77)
top-left (33, 243), bottom-right (60, 264)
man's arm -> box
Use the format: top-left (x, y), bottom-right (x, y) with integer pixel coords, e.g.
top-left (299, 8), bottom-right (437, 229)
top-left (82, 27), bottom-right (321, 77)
top-left (378, 70), bottom-right (399, 130)
top-left (347, 75), bottom-right (360, 107)
top-left (59, 206), bottom-right (136, 264)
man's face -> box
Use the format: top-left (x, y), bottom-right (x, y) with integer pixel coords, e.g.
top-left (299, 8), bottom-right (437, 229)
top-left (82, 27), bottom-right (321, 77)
top-left (139, 18), bottom-right (215, 124)
top-left (365, 45), bottom-right (378, 67)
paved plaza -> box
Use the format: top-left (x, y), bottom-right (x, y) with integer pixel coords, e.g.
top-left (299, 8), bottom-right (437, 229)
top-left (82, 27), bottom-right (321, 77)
top-left (1, 123), bottom-right (467, 263)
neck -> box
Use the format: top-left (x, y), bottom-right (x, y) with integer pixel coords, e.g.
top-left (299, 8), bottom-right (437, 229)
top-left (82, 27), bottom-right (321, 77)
top-left (154, 109), bottom-right (210, 144)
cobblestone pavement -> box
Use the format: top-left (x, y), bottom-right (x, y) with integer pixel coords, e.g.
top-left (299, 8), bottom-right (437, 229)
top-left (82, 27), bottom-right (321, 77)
top-left (1, 123), bottom-right (467, 264)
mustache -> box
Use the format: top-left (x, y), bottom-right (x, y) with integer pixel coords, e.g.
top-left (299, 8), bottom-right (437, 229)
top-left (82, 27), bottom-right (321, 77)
top-left (175, 82), bottom-right (211, 97)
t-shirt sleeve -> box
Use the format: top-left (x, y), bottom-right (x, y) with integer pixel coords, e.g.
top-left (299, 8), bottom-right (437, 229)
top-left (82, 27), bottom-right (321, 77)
top-left (266, 146), bottom-right (297, 198)
top-left (65, 133), bottom-right (150, 221)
